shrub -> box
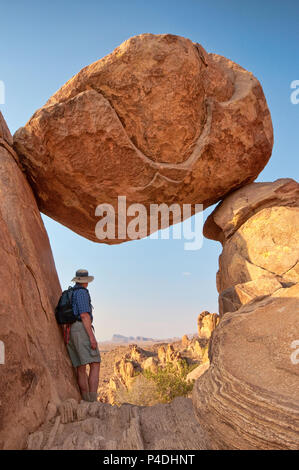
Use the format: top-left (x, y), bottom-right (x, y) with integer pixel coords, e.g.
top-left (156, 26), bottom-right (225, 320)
top-left (113, 358), bottom-right (197, 406)
top-left (114, 373), bottom-right (160, 406)
top-left (142, 359), bottom-right (195, 404)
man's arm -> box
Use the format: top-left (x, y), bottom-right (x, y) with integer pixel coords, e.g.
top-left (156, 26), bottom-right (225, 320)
top-left (80, 313), bottom-right (97, 350)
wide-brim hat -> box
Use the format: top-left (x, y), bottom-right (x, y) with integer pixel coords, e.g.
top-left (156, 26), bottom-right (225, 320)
top-left (71, 269), bottom-right (94, 283)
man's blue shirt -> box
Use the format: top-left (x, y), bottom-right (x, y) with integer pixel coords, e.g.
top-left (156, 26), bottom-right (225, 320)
top-left (72, 284), bottom-right (93, 321)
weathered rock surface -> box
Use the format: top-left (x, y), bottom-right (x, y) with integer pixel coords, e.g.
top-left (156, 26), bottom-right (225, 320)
top-left (197, 310), bottom-right (219, 338)
top-left (204, 179), bottom-right (299, 315)
top-left (0, 112), bottom-right (13, 147)
top-left (27, 397), bottom-right (209, 450)
top-left (0, 112), bottom-right (80, 450)
top-left (187, 338), bottom-right (209, 362)
top-left (204, 178), bottom-right (299, 243)
top-left (218, 277), bottom-right (283, 316)
top-left (186, 362), bottom-right (210, 382)
top-left (193, 284), bottom-right (299, 450)
top-left (194, 180), bottom-right (299, 449)
top-left (14, 33), bottom-right (273, 242)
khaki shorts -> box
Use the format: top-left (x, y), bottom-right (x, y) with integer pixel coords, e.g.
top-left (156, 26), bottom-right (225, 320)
top-left (66, 321), bottom-right (101, 368)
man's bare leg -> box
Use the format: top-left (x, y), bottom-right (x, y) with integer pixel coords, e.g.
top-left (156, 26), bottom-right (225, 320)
top-left (88, 362), bottom-right (100, 401)
top-left (77, 364), bottom-right (89, 401)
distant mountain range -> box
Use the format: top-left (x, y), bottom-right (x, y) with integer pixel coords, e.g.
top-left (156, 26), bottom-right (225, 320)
top-left (102, 334), bottom-right (182, 344)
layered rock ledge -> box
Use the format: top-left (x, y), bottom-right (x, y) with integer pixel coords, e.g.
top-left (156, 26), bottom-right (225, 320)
top-left (27, 397), bottom-right (208, 450)
top-left (193, 283), bottom-right (299, 449)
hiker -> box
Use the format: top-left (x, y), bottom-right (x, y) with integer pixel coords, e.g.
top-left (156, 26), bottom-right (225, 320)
top-left (64, 269), bottom-right (101, 402)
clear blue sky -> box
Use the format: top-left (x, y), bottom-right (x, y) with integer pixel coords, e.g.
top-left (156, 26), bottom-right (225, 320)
top-left (1, 0), bottom-right (298, 340)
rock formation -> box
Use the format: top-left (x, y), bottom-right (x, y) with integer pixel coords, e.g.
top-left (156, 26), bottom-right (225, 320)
top-left (107, 345), bottom-right (149, 404)
top-left (187, 338), bottom-right (209, 362)
top-left (0, 112), bottom-right (80, 450)
top-left (186, 362), bottom-right (210, 383)
top-left (181, 334), bottom-right (189, 348)
top-left (193, 180), bottom-right (299, 449)
top-left (157, 345), bottom-right (167, 363)
top-left (197, 311), bottom-right (219, 338)
top-left (204, 178), bottom-right (299, 315)
top-left (193, 283), bottom-right (299, 449)
top-left (14, 33), bottom-right (273, 242)
top-left (104, 338), bottom-right (205, 406)
top-left (27, 397), bottom-right (209, 450)
top-left (112, 358), bottom-right (136, 388)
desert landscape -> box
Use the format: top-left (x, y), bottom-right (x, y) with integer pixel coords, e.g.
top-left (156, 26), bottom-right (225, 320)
top-left (96, 310), bottom-right (216, 406)
top-left (0, 31), bottom-right (298, 450)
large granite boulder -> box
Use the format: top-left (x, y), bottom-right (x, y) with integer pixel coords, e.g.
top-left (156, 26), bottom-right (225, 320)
top-left (204, 178), bottom-right (299, 315)
top-left (193, 284), bottom-right (299, 449)
top-left (0, 112), bottom-right (80, 450)
top-left (194, 180), bottom-right (299, 449)
top-left (14, 33), bottom-right (273, 243)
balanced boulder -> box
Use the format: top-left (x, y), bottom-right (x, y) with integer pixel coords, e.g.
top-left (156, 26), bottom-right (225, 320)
top-left (14, 33), bottom-right (273, 242)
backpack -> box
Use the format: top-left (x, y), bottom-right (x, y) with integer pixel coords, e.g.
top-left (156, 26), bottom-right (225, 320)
top-left (55, 286), bottom-right (85, 325)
